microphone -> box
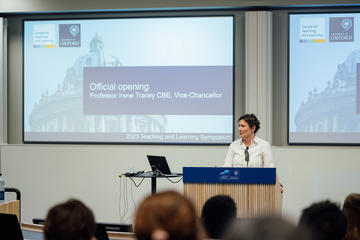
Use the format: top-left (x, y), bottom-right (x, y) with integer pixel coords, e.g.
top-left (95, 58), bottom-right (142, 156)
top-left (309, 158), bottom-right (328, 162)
top-left (245, 147), bottom-right (249, 167)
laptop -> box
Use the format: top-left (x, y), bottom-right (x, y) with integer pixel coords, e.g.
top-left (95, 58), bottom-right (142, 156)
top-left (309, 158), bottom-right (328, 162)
top-left (147, 155), bottom-right (182, 176)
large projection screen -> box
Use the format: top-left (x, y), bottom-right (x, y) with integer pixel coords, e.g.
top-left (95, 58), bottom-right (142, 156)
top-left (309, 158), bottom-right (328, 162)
top-left (23, 16), bottom-right (234, 144)
top-left (289, 12), bottom-right (360, 145)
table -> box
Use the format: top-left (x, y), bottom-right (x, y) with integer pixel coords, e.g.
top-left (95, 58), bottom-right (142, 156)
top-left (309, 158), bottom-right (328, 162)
top-left (124, 172), bottom-right (182, 195)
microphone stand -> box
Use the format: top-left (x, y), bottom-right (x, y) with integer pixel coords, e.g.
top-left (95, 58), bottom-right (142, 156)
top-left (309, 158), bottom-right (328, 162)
top-left (245, 147), bottom-right (249, 167)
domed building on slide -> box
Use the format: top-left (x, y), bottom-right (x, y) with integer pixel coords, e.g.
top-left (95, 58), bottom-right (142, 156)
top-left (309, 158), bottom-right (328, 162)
top-left (29, 34), bottom-right (167, 135)
top-left (295, 49), bottom-right (360, 133)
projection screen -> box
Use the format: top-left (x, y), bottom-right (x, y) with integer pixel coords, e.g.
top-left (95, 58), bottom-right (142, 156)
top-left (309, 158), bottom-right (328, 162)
top-left (23, 16), bottom-right (234, 144)
top-left (289, 12), bottom-right (360, 145)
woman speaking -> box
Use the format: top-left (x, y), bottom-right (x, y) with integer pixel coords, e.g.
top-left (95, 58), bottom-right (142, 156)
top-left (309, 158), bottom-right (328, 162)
top-left (224, 114), bottom-right (274, 168)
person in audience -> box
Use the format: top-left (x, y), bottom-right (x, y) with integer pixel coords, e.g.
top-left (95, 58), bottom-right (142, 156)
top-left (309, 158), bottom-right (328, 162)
top-left (223, 113), bottom-right (274, 168)
top-left (134, 190), bottom-right (198, 240)
top-left (299, 200), bottom-right (347, 240)
top-left (44, 199), bottom-right (96, 240)
top-left (343, 193), bottom-right (360, 240)
top-left (201, 194), bottom-right (237, 239)
top-left (224, 216), bottom-right (311, 240)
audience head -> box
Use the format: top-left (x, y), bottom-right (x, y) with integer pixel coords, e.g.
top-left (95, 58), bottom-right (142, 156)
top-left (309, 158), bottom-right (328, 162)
top-left (201, 194), bottom-right (237, 239)
top-left (343, 193), bottom-right (360, 240)
top-left (299, 200), bottom-right (347, 240)
top-left (135, 190), bottom-right (197, 240)
top-left (225, 216), bottom-right (310, 240)
top-left (238, 114), bottom-right (260, 134)
top-left (44, 199), bottom-right (96, 240)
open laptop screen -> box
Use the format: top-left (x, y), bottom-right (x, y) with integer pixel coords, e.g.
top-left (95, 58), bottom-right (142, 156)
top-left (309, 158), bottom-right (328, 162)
top-left (147, 155), bottom-right (172, 175)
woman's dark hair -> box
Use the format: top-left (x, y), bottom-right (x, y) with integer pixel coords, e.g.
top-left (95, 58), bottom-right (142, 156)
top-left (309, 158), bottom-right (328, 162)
top-left (238, 114), bottom-right (260, 134)
top-left (201, 195), bottom-right (237, 239)
top-left (225, 216), bottom-right (312, 240)
top-left (299, 200), bottom-right (347, 240)
top-left (44, 199), bottom-right (96, 240)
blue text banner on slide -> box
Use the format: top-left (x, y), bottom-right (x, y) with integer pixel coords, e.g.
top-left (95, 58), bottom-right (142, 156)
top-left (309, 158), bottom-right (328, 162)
top-left (83, 66), bottom-right (232, 115)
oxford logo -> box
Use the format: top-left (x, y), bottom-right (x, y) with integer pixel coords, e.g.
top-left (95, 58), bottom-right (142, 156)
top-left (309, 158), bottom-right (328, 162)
top-left (69, 25), bottom-right (80, 37)
top-left (341, 18), bottom-right (352, 31)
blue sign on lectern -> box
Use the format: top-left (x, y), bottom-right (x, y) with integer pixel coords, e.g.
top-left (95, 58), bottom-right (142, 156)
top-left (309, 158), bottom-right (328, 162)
top-left (183, 167), bottom-right (276, 184)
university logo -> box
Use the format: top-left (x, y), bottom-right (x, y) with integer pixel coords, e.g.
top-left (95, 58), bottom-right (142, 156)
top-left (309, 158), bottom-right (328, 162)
top-left (218, 169), bottom-right (240, 180)
top-left (69, 25), bottom-right (80, 37)
top-left (329, 17), bottom-right (354, 42)
top-left (59, 24), bottom-right (81, 47)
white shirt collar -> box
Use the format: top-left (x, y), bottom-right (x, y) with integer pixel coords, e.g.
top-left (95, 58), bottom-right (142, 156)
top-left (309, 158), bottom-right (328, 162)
top-left (239, 136), bottom-right (259, 148)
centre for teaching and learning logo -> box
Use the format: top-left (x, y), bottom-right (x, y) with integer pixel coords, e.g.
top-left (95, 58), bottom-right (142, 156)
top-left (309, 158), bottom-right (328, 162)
top-left (299, 17), bottom-right (325, 43)
top-left (329, 17), bottom-right (354, 42)
top-left (59, 24), bottom-right (81, 47)
top-left (218, 169), bottom-right (240, 180)
top-left (33, 24), bottom-right (56, 48)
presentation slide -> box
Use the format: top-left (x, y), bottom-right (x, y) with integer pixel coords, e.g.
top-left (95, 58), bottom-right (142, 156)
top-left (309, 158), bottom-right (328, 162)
top-left (23, 16), bottom-right (234, 144)
top-left (289, 13), bottom-right (360, 144)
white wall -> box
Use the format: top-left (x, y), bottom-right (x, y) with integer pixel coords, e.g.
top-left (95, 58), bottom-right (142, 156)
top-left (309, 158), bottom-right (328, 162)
top-left (273, 146), bottom-right (360, 223)
top-left (2, 144), bottom-right (360, 225)
top-left (0, 144), bottom-right (228, 223)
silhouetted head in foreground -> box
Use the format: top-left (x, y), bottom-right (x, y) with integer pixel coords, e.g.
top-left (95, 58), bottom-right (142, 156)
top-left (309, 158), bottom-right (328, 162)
top-left (44, 199), bottom-right (96, 240)
top-left (135, 191), bottom-right (198, 240)
top-left (299, 200), bottom-right (347, 240)
top-left (201, 195), bottom-right (237, 238)
top-left (225, 216), bottom-right (311, 240)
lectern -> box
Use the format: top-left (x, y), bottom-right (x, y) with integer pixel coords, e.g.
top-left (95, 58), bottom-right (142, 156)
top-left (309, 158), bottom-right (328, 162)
top-left (183, 167), bottom-right (282, 218)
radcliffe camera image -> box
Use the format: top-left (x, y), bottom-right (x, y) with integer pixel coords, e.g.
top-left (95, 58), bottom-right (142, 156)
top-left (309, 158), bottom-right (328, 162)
top-left (29, 34), bottom-right (167, 135)
top-left (294, 48), bottom-right (360, 132)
